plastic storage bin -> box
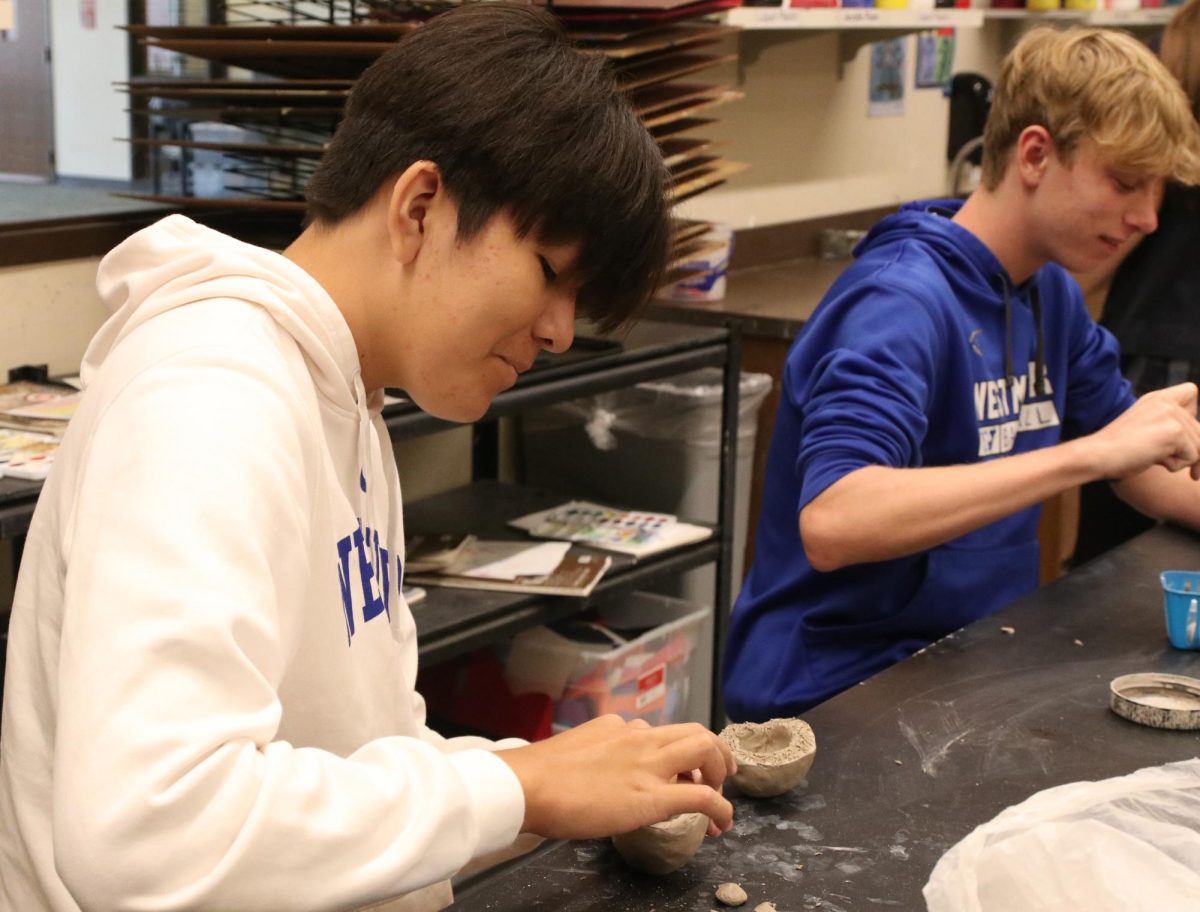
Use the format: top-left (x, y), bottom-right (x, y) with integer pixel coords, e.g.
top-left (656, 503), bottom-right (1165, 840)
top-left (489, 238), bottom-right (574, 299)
top-left (503, 592), bottom-right (711, 733)
top-left (1161, 571), bottom-right (1200, 650)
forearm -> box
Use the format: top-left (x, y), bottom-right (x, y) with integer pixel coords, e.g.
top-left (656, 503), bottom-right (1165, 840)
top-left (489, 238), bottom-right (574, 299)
top-left (1114, 466), bottom-right (1200, 529)
top-left (801, 440), bottom-right (1100, 570)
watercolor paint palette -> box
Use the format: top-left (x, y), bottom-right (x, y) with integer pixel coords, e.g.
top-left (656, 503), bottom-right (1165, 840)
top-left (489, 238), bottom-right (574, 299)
top-left (509, 500), bottom-right (712, 559)
top-left (0, 428), bottom-right (59, 480)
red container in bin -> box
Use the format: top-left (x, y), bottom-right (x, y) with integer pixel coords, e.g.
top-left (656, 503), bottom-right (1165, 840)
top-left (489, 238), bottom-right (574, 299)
top-left (418, 649), bottom-right (556, 742)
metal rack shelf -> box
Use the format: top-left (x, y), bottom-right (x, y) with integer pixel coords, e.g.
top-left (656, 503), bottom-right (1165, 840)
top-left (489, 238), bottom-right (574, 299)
top-left (407, 479), bottom-right (723, 665)
top-left (0, 319), bottom-right (742, 728)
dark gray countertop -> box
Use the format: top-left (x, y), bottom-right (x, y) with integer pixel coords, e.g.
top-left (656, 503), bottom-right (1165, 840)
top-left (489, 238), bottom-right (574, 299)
top-left (453, 523), bottom-right (1200, 911)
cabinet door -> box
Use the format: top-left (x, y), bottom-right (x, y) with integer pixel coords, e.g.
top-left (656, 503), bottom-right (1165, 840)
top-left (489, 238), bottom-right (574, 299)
top-left (0, 1), bottom-right (54, 181)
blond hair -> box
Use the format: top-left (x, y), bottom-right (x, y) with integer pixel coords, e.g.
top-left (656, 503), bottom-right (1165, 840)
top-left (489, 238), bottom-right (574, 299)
top-left (981, 27), bottom-right (1200, 189)
top-left (1162, 0), bottom-right (1200, 122)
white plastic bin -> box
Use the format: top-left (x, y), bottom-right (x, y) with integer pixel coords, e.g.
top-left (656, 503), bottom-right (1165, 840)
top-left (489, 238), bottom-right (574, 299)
top-left (502, 592), bottom-right (711, 732)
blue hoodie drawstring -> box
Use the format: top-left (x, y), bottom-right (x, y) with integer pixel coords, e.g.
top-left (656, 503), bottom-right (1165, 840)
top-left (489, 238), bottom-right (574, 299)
top-left (998, 274), bottom-right (1047, 394)
top-left (1002, 279), bottom-right (1014, 388)
top-left (1030, 281), bottom-right (1046, 396)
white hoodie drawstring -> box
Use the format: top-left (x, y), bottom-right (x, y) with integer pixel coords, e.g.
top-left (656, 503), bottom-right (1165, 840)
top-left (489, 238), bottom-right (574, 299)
top-left (352, 371), bottom-right (392, 628)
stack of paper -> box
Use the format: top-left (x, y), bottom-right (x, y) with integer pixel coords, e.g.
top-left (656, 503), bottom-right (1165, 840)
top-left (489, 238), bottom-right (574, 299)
top-left (0, 382), bottom-right (80, 437)
top-left (405, 532), bottom-right (477, 574)
top-left (405, 538), bottom-right (611, 598)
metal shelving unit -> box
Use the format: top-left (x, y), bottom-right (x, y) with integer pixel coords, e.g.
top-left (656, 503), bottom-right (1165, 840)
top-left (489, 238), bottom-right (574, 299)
top-left (0, 319), bottom-right (742, 729)
top-left (398, 320), bottom-right (742, 729)
top-left (405, 481), bottom-right (723, 664)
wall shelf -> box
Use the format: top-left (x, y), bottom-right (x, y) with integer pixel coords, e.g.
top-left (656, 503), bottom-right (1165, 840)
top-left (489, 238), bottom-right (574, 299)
top-left (726, 7), bottom-right (984, 30)
top-left (726, 6), bottom-right (983, 73)
top-left (727, 5), bottom-right (1171, 30)
top-left (984, 7), bottom-right (1174, 26)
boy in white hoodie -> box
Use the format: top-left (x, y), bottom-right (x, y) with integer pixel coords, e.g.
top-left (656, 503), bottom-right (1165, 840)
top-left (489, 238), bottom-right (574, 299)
top-left (0, 6), bottom-right (735, 911)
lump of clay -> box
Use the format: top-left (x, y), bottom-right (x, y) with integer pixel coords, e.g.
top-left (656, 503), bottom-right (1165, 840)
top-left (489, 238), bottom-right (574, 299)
top-left (611, 812), bottom-right (707, 875)
top-left (753, 903), bottom-right (777, 912)
top-left (720, 717), bottom-right (816, 798)
top-left (715, 882), bottom-right (749, 906)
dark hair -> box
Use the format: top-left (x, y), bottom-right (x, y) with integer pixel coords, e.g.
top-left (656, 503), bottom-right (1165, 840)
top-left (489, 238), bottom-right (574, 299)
top-left (305, 2), bottom-right (670, 331)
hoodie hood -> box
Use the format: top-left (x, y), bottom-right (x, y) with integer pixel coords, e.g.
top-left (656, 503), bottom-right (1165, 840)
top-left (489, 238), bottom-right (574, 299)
top-left (86, 214), bottom-right (363, 414)
top-left (856, 198), bottom-right (1047, 393)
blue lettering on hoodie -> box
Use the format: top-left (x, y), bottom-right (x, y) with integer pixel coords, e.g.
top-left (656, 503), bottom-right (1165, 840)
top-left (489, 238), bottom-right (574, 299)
top-left (335, 519), bottom-right (394, 645)
top-left (722, 198), bottom-right (1136, 722)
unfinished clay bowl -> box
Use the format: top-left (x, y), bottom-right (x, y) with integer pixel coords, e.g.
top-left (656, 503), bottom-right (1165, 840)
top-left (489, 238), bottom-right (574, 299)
top-left (611, 811), bottom-right (708, 875)
top-left (720, 717), bottom-right (816, 798)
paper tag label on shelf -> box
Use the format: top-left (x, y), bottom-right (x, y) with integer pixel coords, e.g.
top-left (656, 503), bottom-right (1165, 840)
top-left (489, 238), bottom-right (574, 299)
top-left (636, 664), bottom-right (667, 710)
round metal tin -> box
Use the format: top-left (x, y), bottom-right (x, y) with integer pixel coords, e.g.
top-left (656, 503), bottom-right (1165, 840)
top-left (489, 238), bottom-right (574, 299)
top-left (1110, 673), bottom-right (1200, 730)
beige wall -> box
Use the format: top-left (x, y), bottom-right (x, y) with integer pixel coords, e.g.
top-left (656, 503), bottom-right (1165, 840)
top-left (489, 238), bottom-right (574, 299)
top-left (681, 27), bottom-right (1006, 227)
top-left (0, 258), bottom-right (110, 377)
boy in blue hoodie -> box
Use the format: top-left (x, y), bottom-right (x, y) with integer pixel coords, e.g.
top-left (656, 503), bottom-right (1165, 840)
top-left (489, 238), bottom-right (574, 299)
top-left (724, 27), bottom-right (1200, 721)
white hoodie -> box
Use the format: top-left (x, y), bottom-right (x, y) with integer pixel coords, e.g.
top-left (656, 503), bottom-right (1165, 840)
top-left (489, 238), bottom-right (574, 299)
top-left (0, 215), bottom-right (526, 912)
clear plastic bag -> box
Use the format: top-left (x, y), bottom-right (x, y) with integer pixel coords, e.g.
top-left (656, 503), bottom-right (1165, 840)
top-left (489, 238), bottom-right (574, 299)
top-left (924, 758), bottom-right (1200, 912)
top-left (524, 368), bottom-right (772, 451)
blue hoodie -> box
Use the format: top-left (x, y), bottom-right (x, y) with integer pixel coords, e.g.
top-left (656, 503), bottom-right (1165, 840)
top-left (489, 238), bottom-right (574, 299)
top-left (723, 200), bottom-right (1134, 721)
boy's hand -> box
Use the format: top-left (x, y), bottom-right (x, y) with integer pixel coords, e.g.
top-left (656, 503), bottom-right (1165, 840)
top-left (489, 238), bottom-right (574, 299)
top-left (1083, 382), bottom-right (1200, 480)
top-left (497, 714), bottom-right (736, 840)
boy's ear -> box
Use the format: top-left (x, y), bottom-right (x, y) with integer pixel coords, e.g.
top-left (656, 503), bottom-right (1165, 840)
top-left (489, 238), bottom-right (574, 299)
top-left (385, 161), bottom-right (442, 264)
top-left (1015, 125), bottom-right (1054, 188)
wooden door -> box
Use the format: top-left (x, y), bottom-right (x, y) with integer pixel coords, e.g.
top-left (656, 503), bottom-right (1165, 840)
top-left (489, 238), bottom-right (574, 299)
top-left (0, 0), bottom-right (54, 181)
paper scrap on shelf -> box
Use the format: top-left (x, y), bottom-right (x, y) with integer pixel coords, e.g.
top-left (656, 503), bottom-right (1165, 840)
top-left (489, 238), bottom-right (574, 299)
top-left (452, 540), bottom-right (572, 581)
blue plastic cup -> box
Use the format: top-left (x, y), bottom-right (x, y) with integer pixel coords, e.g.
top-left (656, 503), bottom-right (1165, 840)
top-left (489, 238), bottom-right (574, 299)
top-left (1161, 571), bottom-right (1200, 650)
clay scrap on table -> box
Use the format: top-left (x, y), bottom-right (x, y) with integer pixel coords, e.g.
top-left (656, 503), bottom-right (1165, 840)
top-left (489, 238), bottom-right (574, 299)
top-left (611, 811), bottom-right (708, 875)
top-left (753, 903), bottom-right (777, 912)
top-left (719, 717), bottom-right (816, 798)
top-left (715, 881), bottom-right (748, 906)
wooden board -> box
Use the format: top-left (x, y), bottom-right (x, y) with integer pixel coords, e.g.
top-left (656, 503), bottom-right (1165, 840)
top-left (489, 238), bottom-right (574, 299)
top-left (669, 153), bottom-right (723, 183)
top-left (125, 137), bottom-right (326, 157)
top-left (126, 77), bottom-right (354, 89)
top-left (641, 89), bottom-right (743, 127)
top-left (138, 37), bottom-right (392, 78)
top-left (125, 85), bottom-right (351, 106)
top-left (551, 0), bottom-right (739, 23)
top-left (666, 159), bottom-right (749, 204)
top-left (669, 218), bottom-right (714, 245)
top-left (648, 115), bottom-right (717, 140)
top-left (616, 52), bottom-right (736, 91)
top-left (659, 135), bottom-right (725, 168)
top-left (580, 22), bottom-right (737, 58)
top-left (632, 81), bottom-right (723, 116)
top-left (116, 192), bottom-right (307, 212)
top-left (125, 23), bottom-right (416, 41)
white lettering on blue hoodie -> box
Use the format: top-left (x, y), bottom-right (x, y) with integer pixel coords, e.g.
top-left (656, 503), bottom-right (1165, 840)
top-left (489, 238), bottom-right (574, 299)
top-left (723, 199), bottom-right (1134, 721)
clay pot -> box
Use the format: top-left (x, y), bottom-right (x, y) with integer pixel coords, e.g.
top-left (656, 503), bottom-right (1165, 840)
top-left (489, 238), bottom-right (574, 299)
top-left (611, 811), bottom-right (708, 875)
top-left (720, 717), bottom-right (816, 798)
